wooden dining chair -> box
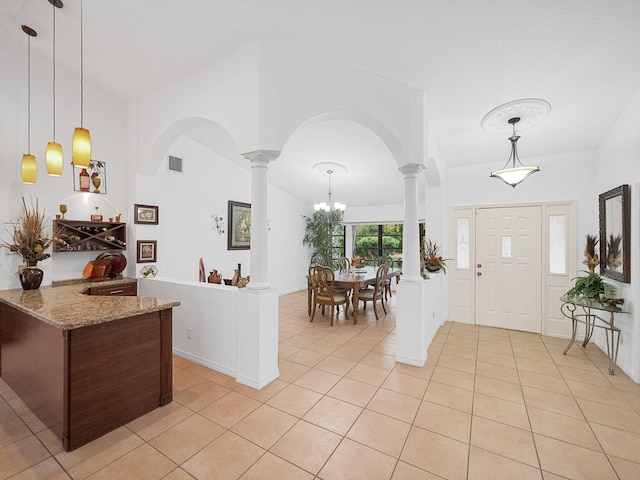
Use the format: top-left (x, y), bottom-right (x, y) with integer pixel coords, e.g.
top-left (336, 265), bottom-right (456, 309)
top-left (310, 265), bottom-right (350, 326)
top-left (377, 256), bottom-right (393, 300)
top-left (356, 263), bottom-right (389, 320)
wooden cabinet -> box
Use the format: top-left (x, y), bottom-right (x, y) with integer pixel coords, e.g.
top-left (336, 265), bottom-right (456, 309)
top-left (53, 220), bottom-right (126, 252)
top-left (86, 281), bottom-right (137, 296)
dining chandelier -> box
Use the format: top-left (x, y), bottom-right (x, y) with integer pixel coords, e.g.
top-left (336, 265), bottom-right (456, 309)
top-left (489, 117), bottom-right (539, 187)
top-left (314, 166), bottom-right (346, 212)
top-left (20, 25), bottom-right (37, 184)
top-left (72, 0), bottom-right (91, 168)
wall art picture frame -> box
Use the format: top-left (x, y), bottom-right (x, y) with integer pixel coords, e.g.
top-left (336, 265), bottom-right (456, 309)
top-left (228, 200), bottom-right (251, 250)
top-left (73, 160), bottom-right (107, 194)
top-left (599, 184), bottom-right (631, 283)
top-left (136, 240), bottom-right (157, 263)
top-left (134, 204), bottom-right (159, 225)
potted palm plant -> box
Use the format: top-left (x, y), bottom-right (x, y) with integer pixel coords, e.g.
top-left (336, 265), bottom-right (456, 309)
top-left (2, 197), bottom-right (52, 289)
top-left (302, 210), bottom-right (343, 267)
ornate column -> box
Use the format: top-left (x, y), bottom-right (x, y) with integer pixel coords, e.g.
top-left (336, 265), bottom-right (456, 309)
top-left (399, 163), bottom-right (425, 281)
top-left (241, 150), bottom-right (280, 290)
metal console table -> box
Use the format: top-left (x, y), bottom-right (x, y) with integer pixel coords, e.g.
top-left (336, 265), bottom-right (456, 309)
top-left (560, 296), bottom-right (629, 375)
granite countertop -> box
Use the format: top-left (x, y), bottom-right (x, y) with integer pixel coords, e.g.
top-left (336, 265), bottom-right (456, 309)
top-left (0, 278), bottom-right (180, 330)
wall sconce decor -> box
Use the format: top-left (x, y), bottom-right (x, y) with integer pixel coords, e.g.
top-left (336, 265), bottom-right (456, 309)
top-left (211, 214), bottom-right (225, 235)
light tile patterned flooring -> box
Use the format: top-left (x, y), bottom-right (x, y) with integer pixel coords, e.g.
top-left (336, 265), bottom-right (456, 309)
top-left (2, 289), bottom-right (640, 479)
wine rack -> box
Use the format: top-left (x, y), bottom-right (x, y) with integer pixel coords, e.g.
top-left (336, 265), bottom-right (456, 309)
top-left (53, 220), bottom-right (126, 252)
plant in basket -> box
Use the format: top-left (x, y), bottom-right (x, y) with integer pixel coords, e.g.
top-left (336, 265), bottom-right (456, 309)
top-left (421, 238), bottom-right (449, 274)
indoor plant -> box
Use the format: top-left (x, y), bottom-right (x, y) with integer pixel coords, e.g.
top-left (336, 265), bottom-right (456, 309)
top-left (302, 209), bottom-right (343, 268)
top-left (2, 197), bottom-right (52, 289)
top-left (421, 238), bottom-right (449, 274)
top-left (565, 271), bottom-right (605, 303)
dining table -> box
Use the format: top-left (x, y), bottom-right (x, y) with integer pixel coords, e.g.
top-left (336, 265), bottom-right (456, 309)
top-left (332, 265), bottom-right (401, 324)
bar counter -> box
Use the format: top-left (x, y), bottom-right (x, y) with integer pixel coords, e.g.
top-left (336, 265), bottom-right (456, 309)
top-left (0, 279), bottom-right (180, 451)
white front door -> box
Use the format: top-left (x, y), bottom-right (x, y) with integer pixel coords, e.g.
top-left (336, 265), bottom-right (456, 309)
top-left (475, 206), bottom-right (542, 333)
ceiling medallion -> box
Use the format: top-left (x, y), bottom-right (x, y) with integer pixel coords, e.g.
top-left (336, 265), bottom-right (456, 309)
top-left (481, 98), bottom-right (551, 134)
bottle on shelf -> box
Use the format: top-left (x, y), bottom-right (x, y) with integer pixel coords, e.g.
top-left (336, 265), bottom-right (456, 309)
top-left (79, 168), bottom-right (90, 192)
top-left (91, 206), bottom-right (103, 222)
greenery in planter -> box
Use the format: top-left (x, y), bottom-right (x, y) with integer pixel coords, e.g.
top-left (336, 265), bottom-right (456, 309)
top-left (565, 271), bottom-right (605, 302)
top-left (302, 210), bottom-right (344, 268)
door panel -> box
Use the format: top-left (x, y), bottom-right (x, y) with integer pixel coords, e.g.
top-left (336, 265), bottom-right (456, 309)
top-left (476, 206), bottom-right (542, 333)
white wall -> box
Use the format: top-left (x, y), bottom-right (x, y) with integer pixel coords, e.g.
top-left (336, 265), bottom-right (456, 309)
top-left (0, 33), bottom-right (128, 289)
top-left (594, 86), bottom-right (640, 381)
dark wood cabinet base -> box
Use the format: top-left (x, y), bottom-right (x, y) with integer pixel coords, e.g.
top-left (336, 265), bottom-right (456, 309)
top-left (0, 303), bottom-right (172, 451)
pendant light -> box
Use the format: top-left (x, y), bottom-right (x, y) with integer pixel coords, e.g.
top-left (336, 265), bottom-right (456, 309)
top-left (21, 25), bottom-right (37, 184)
top-left (313, 163), bottom-right (347, 212)
top-left (46, 0), bottom-right (64, 176)
top-left (72, 0), bottom-right (91, 168)
top-left (489, 117), bottom-right (539, 188)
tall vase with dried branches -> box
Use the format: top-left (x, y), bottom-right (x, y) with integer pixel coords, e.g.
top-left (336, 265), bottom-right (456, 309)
top-left (2, 197), bottom-right (52, 289)
top-left (582, 234), bottom-right (599, 274)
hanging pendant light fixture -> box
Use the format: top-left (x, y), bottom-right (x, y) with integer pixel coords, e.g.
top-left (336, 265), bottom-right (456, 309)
top-left (46, 0), bottom-right (64, 176)
top-left (72, 0), bottom-right (91, 168)
top-left (489, 117), bottom-right (539, 187)
top-left (21, 25), bottom-right (37, 184)
top-left (313, 163), bottom-right (347, 212)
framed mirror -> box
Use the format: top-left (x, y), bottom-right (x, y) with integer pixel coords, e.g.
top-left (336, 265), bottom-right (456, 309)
top-left (599, 184), bottom-right (630, 283)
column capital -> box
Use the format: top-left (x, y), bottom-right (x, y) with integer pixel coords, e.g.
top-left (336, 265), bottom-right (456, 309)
top-left (398, 163), bottom-right (426, 177)
top-left (242, 150), bottom-right (281, 164)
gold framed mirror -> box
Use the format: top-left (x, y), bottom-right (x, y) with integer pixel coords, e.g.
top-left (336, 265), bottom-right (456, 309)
top-left (599, 184), bottom-right (630, 283)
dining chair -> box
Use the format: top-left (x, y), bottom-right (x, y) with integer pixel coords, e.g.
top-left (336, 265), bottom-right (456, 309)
top-left (356, 263), bottom-right (388, 320)
top-left (310, 265), bottom-right (350, 326)
top-left (338, 257), bottom-right (350, 273)
top-left (377, 256), bottom-right (393, 300)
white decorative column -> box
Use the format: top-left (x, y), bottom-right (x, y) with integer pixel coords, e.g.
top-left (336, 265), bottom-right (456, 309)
top-left (396, 163), bottom-right (432, 366)
top-left (236, 149), bottom-right (280, 389)
top-left (242, 149), bottom-right (279, 290)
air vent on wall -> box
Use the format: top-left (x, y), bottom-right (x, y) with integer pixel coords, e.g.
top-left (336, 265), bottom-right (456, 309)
top-left (168, 155), bottom-right (183, 173)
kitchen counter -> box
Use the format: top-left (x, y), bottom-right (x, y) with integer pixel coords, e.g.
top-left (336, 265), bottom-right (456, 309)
top-left (0, 279), bottom-right (179, 451)
top-left (0, 278), bottom-right (179, 329)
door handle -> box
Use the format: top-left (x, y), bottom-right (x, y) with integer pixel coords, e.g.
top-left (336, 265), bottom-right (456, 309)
top-left (477, 272), bottom-right (482, 276)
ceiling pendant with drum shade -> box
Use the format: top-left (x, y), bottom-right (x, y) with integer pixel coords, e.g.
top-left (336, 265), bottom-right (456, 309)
top-left (72, 0), bottom-right (91, 168)
top-left (21, 25), bottom-right (37, 184)
top-left (489, 117), bottom-right (539, 187)
top-left (482, 98), bottom-right (551, 188)
top-left (313, 162), bottom-right (347, 212)
top-left (46, 0), bottom-right (63, 177)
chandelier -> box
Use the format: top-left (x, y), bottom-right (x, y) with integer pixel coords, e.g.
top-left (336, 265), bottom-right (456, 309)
top-left (482, 98), bottom-right (550, 188)
top-left (489, 117), bottom-right (540, 187)
top-left (313, 164), bottom-right (346, 212)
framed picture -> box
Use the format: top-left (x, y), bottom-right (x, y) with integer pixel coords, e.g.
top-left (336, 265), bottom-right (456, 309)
top-left (134, 204), bottom-right (159, 225)
top-left (136, 240), bottom-right (157, 263)
top-left (73, 160), bottom-right (107, 194)
top-left (228, 201), bottom-right (251, 250)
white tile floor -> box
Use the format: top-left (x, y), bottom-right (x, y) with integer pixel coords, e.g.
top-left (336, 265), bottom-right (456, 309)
top-left (1, 289), bottom-right (640, 479)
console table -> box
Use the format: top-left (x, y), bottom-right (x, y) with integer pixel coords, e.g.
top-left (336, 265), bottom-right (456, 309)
top-left (560, 296), bottom-right (629, 375)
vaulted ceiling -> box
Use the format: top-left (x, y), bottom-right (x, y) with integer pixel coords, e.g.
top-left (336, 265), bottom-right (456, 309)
top-left (3, 0), bottom-right (639, 207)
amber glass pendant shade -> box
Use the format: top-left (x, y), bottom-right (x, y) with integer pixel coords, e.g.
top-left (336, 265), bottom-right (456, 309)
top-left (21, 153), bottom-right (37, 184)
top-left (72, 127), bottom-right (91, 167)
top-left (46, 141), bottom-right (63, 176)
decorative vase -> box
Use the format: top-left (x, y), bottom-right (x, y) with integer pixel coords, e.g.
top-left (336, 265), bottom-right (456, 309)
top-left (231, 269), bottom-right (239, 286)
top-left (208, 269), bottom-right (222, 284)
top-left (19, 266), bottom-right (44, 290)
top-left (426, 265), bottom-right (441, 273)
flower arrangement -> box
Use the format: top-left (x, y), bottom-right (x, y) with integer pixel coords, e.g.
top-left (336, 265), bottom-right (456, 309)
top-left (2, 197), bottom-right (52, 267)
top-left (422, 238), bottom-right (449, 274)
top-left (351, 256), bottom-right (366, 269)
top-left (582, 234), bottom-right (599, 273)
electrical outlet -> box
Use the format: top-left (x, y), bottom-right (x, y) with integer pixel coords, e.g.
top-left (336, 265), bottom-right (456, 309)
top-left (187, 327), bottom-right (192, 339)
